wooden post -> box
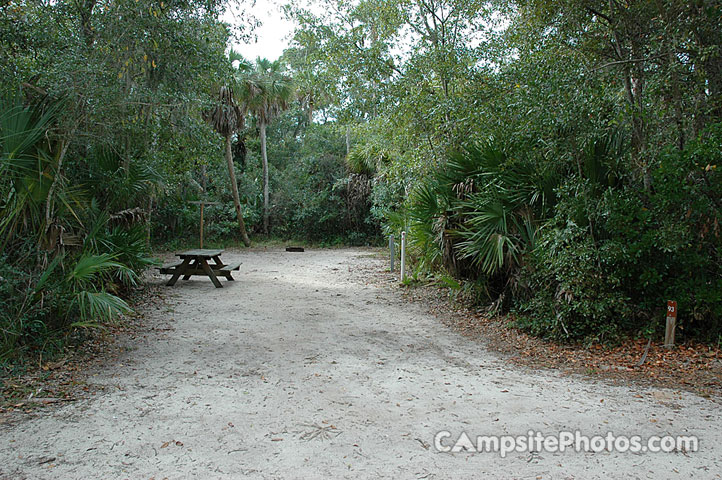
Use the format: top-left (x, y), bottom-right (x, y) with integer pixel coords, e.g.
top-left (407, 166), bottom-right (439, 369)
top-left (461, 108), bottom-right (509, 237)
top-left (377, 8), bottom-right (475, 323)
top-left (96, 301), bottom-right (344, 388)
top-left (664, 300), bottom-right (677, 348)
top-left (200, 202), bottom-right (204, 249)
top-left (188, 201), bottom-right (219, 249)
top-left (389, 234), bottom-right (395, 272)
top-left (400, 231), bottom-right (406, 282)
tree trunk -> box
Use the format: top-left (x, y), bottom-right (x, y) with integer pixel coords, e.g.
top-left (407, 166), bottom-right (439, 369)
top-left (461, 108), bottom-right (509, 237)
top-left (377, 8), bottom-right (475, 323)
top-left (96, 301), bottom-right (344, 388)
top-left (43, 125), bottom-right (75, 250)
top-left (145, 195), bottom-right (153, 249)
top-left (225, 134), bottom-right (251, 247)
top-left (260, 121), bottom-right (270, 234)
top-left (609, 12), bottom-right (651, 191)
top-left (668, 49), bottom-right (685, 151)
top-left (307, 97), bottom-right (314, 125)
top-left (345, 125), bottom-right (351, 156)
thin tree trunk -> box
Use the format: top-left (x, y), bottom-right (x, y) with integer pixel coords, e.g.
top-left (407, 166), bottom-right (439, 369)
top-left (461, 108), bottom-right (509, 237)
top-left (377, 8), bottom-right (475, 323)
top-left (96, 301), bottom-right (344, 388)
top-left (605, 2), bottom-right (651, 191)
top-left (260, 121), bottom-right (270, 234)
top-left (668, 49), bottom-right (685, 151)
top-left (44, 130), bottom-right (74, 247)
top-left (145, 195), bottom-right (153, 249)
top-left (225, 134), bottom-right (251, 247)
top-left (345, 125), bottom-right (351, 156)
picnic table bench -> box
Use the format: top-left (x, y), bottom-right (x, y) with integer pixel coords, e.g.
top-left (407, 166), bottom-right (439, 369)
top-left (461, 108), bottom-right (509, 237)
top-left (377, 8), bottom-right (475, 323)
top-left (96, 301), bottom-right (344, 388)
top-left (157, 249), bottom-right (240, 288)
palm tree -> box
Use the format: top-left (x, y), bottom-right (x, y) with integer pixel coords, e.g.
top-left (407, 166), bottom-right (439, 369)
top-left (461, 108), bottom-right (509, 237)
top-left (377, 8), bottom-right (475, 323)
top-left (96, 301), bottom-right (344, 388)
top-left (204, 63), bottom-right (252, 247)
top-left (239, 58), bottom-right (294, 234)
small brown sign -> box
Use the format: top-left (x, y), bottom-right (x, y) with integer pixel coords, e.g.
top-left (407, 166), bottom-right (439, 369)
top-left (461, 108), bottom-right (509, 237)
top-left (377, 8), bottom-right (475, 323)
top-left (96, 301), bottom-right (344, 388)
top-left (667, 300), bottom-right (678, 318)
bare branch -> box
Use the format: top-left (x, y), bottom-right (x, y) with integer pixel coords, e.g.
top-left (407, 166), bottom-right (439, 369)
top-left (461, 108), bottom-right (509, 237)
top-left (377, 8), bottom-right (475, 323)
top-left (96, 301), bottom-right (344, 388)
top-left (591, 56), bottom-right (662, 71)
top-left (586, 7), bottom-right (612, 24)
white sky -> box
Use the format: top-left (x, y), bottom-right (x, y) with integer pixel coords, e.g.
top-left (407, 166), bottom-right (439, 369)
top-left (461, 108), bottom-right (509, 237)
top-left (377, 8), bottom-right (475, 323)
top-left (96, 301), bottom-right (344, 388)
top-left (224, 1), bottom-right (296, 61)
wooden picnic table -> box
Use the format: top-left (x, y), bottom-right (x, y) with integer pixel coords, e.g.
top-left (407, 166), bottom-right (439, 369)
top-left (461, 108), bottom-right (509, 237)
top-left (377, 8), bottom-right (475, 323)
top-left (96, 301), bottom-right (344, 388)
top-left (158, 249), bottom-right (240, 288)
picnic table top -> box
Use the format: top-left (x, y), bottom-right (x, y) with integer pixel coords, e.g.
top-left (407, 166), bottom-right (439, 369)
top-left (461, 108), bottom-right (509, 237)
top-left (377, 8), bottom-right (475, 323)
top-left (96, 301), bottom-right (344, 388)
top-left (176, 249), bottom-right (224, 258)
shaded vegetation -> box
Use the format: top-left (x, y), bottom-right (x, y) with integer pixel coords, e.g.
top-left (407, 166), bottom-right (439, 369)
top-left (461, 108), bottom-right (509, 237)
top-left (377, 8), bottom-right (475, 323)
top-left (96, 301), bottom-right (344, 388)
top-left (283, 0), bottom-right (722, 343)
top-left (1, 0), bottom-right (721, 368)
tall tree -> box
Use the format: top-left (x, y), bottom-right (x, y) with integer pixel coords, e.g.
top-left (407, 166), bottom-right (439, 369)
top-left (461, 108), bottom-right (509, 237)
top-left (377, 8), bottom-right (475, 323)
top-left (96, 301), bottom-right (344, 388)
top-left (205, 81), bottom-right (252, 247)
top-left (240, 58), bottom-right (294, 234)
top-left (514, 0), bottom-right (722, 189)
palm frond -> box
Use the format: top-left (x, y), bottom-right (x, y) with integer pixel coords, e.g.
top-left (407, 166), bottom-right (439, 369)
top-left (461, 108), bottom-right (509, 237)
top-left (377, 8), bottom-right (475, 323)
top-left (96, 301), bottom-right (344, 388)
top-left (67, 253), bottom-right (124, 285)
top-left (74, 291), bottom-right (130, 323)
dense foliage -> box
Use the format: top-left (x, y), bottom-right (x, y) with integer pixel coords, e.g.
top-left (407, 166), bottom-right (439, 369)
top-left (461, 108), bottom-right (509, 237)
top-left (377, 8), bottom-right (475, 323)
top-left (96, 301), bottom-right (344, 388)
top-left (0, 0), bottom-right (379, 364)
top-left (285, 0), bottom-right (722, 343)
top-left (2, 0), bottom-right (720, 366)
top-left (0, 0), bottom-right (237, 362)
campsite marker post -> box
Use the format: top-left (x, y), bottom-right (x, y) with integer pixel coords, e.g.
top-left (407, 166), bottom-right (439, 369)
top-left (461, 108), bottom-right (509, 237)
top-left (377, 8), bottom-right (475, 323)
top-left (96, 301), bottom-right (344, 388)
top-left (389, 234), bottom-right (395, 272)
top-left (664, 300), bottom-right (678, 348)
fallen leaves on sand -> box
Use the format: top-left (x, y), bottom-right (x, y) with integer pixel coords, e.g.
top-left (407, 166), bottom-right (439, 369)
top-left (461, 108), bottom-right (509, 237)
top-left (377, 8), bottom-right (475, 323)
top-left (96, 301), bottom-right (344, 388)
top-left (374, 268), bottom-right (722, 399)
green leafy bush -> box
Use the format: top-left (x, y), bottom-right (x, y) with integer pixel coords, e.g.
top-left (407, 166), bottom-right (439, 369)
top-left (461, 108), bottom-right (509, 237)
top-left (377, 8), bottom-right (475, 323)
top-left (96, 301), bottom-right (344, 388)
top-left (517, 126), bottom-right (722, 343)
top-left (0, 95), bottom-right (156, 363)
top-left (516, 182), bottom-right (635, 343)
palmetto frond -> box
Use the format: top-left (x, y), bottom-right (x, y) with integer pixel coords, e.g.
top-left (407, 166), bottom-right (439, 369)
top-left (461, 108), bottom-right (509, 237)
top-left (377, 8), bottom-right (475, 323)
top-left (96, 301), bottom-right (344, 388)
top-left (0, 94), bottom-right (77, 248)
top-left (346, 143), bottom-right (390, 174)
top-left (67, 253), bottom-right (125, 285)
top-left (238, 57), bottom-right (295, 125)
top-left (84, 148), bottom-right (161, 212)
top-left (0, 94), bottom-right (60, 175)
top-left (408, 142), bottom-right (561, 278)
top-left (64, 253), bottom-right (134, 323)
top-left (74, 291), bottom-right (131, 324)
top-left (229, 49), bottom-right (252, 73)
top-left (204, 85), bottom-right (244, 137)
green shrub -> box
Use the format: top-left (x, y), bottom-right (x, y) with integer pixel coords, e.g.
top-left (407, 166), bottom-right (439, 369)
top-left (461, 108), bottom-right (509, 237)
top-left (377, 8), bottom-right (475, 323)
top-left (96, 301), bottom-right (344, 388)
top-left (402, 142), bottom-right (558, 303)
top-left (517, 125), bottom-right (721, 343)
top-left (516, 182), bottom-right (634, 343)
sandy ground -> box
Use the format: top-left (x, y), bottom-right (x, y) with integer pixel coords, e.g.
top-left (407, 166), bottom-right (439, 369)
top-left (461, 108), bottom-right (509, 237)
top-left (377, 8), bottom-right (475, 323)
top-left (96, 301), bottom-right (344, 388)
top-left (1, 248), bottom-right (721, 479)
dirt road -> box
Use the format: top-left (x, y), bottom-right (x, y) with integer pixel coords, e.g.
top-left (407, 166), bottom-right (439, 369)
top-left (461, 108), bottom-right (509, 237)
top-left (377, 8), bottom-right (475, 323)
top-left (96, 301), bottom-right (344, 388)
top-left (1, 249), bottom-right (720, 479)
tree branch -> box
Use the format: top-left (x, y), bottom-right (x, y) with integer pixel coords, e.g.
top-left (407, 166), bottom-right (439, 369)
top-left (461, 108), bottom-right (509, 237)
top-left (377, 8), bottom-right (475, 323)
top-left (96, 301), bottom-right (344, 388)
top-left (591, 55), bottom-right (663, 71)
top-left (586, 7), bottom-right (612, 24)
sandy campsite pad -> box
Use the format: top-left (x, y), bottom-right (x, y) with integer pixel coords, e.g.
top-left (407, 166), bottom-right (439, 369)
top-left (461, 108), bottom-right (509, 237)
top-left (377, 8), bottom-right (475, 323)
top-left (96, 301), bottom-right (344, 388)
top-left (1, 248), bottom-right (720, 479)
